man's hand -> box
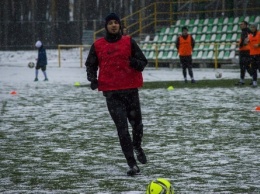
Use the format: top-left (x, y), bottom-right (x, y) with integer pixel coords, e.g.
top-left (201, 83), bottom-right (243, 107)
top-left (90, 79), bottom-right (98, 90)
top-left (129, 57), bottom-right (145, 72)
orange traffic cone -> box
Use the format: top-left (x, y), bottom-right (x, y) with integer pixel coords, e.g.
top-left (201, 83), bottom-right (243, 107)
top-left (10, 91), bottom-right (17, 95)
top-left (255, 106), bottom-right (260, 111)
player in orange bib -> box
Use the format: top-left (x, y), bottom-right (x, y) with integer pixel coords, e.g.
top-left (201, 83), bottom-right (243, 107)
top-left (176, 26), bottom-right (196, 83)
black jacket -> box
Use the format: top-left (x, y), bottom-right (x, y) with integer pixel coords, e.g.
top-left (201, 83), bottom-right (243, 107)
top-left (239, 27), bottom-right (252, 48)
top-left (37, 46), bottom-right (47, 66)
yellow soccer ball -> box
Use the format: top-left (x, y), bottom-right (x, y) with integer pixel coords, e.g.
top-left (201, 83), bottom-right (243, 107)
top-left (146, 178), bottom-right (174, 194)
top-left (167, 86), bottom-right (174, 91)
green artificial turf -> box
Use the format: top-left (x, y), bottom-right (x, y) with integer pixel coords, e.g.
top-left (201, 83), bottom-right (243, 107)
top-left (142, 79), bottom-right (249, 89)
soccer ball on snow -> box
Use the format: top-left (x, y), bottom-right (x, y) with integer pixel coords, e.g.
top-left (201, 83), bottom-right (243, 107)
top-left (215, 71), bottom-right (222, 78)
top-left (146, 178), bottom-right (174, 194)
top-left (28, 62), bottom-right (35, 68)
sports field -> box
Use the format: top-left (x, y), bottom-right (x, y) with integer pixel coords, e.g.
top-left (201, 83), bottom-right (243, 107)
top-left (1, 50), bottom-right (260, 193)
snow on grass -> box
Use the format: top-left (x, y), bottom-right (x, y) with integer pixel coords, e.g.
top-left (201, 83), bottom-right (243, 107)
top-left (0, 50), bottom-right (260, 193)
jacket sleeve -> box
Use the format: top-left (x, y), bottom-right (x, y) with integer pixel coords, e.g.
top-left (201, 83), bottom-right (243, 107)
top-left (239, 28), bottom-right (251, 48)
top-left (130, 38), bottom-right (148, 72)
top-left (239, 31), bottom-right (247, 48)
top-left (191, 35), bottom-right (195, 50)
top-left (175, 36), bottom-right (180, 50)
top-left (85, 44), bottom-right (98, 82)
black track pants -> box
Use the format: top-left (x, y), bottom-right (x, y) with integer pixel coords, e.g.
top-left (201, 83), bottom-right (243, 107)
top-left (239, 51), bottom-right (252, 79)
top-left (180, 55), bottom-right (194, 79)
top-left (104, 89), bottom-right (143, 167)
top-left (250, 55), bottom-right (260, 81)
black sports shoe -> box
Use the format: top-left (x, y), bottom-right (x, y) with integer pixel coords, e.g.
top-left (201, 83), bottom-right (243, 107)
top-left (127, 165), bottom-right (140, 176)
top-left (134, 147), bottom-right (147, 164)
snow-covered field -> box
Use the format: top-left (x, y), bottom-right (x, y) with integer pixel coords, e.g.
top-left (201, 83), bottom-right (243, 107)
top-left (1, 50), bottom-right (260, 193)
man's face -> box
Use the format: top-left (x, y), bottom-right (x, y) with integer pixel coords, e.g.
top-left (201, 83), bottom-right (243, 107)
top-left (182, 29), bottom-right (188, 36)
top-left (250, 25), bottom-right (257, 32)
top-left (107, 20), bottom-right (120, 34)
top-left (239, 22), bottom-right (247, 30)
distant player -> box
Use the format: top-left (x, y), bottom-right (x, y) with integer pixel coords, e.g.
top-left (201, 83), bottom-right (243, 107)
top-left (235, 20), bottom-right (252, 86)
top-left (35, 40), bottom-right (48, 81)
top-left (175, 26), bottom-right (196, 83)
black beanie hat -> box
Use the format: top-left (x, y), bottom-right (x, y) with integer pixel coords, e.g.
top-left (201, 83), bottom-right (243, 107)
top-left (182, 26), bottom-right (188, 31)
top-left (105, 13), bottom-right (121, 30)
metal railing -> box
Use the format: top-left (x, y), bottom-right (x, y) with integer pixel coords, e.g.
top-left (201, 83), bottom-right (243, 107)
top-left (93, 1), bottom-right (260, 41)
